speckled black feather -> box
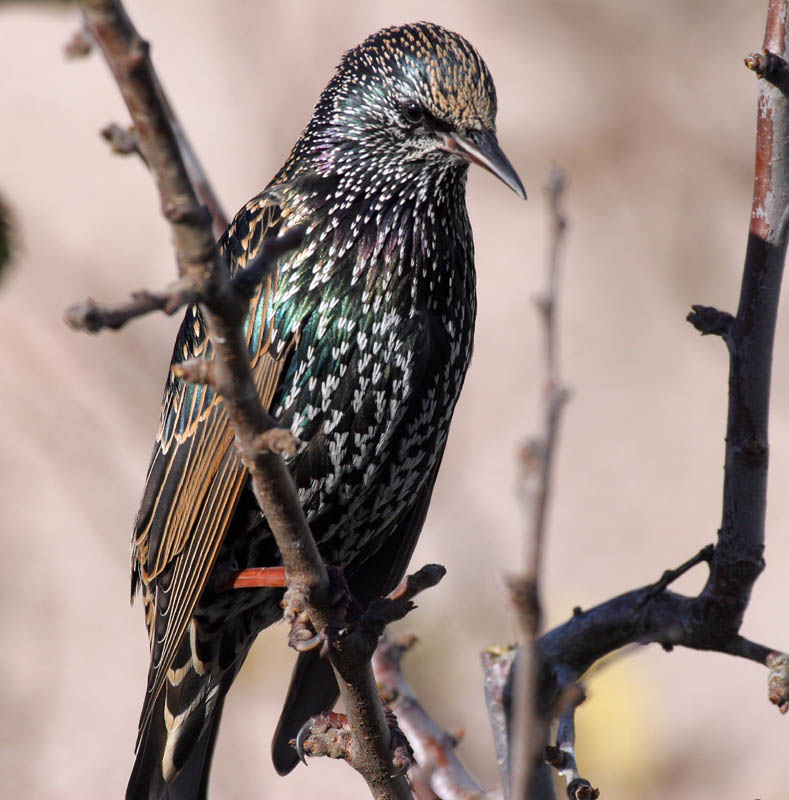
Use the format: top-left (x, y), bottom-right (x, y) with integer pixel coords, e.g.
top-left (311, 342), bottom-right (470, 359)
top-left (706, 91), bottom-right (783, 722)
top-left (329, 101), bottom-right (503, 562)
top-left (127, 21), bottom-right (523, 799)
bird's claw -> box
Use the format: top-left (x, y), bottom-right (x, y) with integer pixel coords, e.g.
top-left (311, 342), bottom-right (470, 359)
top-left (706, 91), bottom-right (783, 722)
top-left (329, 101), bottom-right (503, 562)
top-left (295, 716), bottom-right (313, 766)
top-left (390, 748), bottom-right (412, 778)
top-left (282, 567), bottom-right (354, 655)
top-left (290, 625), bottom-right (327, 653)
top-left (292, 706), bottom-right (413, 777)
top-left (290, 712), bottom-right (350, 764)
top-left (384, 701), bottom-right (414, 777)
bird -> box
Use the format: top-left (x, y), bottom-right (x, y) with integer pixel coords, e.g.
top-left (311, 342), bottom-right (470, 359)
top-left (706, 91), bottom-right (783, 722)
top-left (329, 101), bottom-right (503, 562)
top-left (126, 21), bottom-right (525, 800)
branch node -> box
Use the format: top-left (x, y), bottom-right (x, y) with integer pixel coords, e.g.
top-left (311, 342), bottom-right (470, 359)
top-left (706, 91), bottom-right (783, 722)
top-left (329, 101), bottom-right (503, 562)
top-left (745, 49), bottom-right (789, 93)
top-left (128, 35), bottom-right (150, 69)
top-left (254, 427), bottom-right (299, 458)
top-left (687, 304), bottom-right (735, 338)
top-left (101, 123), bottom-right (142, 157)
top-left (767, 652), bottom-right (789, 713)
top-left (365, 564), bottom-right (446, 633)
top-left (641, 544), bottom-right (714, 604)
top-left (171, 358), bottom-right (215, 387)
top-left (64, 27), bottom-right (93, 59)
top-left (739, 436), bottom-right (768, 463)
top-left (544, 745), bottom-right (570, 770)
top-left (566, 778), bottom-right (600, 800)
top-left (64, 298), bottom-right (104, 333)
top-left (162, 196), bottom-right (210, 227)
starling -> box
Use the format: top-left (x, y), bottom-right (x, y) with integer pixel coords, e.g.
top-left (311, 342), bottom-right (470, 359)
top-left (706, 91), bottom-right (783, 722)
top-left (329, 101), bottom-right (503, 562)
top-left (127, 21), bottom-right (525, 799)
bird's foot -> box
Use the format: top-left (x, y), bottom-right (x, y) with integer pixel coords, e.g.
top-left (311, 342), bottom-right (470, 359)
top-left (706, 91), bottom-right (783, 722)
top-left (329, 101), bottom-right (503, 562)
top-left (293, 711), bottom-right (349, 765)
top-left (293, 706), bottom-right (413, 777)
top-left (281, 566), bottom-right (355, 654)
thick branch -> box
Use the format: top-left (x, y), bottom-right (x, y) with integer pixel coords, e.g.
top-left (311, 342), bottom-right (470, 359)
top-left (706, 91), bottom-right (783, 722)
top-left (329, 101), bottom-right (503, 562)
top-left (695, 0), bottom-right (789, 636)
top-left (74, 2), bottom-right (410, 797)
top-left (538, 552), bottom-right (781, 689)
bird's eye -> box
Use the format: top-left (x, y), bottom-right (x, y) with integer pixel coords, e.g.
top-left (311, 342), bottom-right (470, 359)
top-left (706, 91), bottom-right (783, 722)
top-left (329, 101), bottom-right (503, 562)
top-left (400, 100), bottom-right (424, 125)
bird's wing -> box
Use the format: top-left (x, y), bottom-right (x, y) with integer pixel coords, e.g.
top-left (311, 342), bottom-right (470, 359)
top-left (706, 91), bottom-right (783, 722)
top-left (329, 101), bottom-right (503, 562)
top-left (131, 194), bottom-right (293, 735)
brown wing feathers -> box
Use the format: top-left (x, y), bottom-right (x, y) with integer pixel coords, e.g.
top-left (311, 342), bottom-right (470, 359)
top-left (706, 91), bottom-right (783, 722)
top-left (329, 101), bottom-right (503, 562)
top-left (132, 197), bottom-right (288, 736)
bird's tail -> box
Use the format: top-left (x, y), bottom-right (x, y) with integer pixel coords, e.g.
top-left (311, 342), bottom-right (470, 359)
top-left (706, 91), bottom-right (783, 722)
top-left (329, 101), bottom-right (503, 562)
top-left (271, 648), bottom-right (340, 775)
top-left (126, 627), bottom-right (242, 800)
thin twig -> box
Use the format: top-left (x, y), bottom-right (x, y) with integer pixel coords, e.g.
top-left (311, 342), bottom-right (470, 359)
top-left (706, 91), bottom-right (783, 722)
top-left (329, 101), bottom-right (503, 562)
top-left (510, 166), bottom-right (571, 800)
top-left (65, 277), bottom-right (196, 331)
top-left (544, 694), bottom-right (598, 800)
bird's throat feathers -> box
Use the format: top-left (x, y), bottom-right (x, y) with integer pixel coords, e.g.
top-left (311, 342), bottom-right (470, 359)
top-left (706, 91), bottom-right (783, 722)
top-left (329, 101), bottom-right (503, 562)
top-left (275, 161), bottom-right (472, 317)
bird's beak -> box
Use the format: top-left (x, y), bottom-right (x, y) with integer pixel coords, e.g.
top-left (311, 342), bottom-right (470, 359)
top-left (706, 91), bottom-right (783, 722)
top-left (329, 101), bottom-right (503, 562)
top-left (439, 128), bottom-right (526, 200)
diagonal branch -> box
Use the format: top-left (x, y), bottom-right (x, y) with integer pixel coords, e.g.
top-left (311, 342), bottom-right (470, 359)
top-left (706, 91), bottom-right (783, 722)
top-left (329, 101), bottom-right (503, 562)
top-left (374, 634), bottom-right (487, 800)
top-left (72, 2), bottom-right (412, 797)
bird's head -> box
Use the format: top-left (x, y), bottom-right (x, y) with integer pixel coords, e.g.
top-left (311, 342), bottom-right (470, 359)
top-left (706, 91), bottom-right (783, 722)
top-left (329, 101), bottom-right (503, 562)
top-left (299, 22), bottom-right (526, 201)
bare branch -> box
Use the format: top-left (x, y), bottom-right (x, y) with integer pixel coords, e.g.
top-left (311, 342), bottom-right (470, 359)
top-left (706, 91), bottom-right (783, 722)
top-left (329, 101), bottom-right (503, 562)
top-left (73, 1), bottom-right (412, 796)
top-left (538, 549), bottom-right (784, 688)
top-left (365, 564), bottom-right (446, 627)
top-left (74, 0), bottom-right (227, 236)
top-left (544, 692), bottom-right (598, 800)
top-left (481, 645), bottom-right (517, 792)
top-left (374, 634), bottom-right (487, 800)
top-left (64, 277), bottom-right (197, 332)
top-left (66, 227), bottom-right (303, 335)
top-left (694, 0), bottom-right (789, 641)
top-left (533, 548), bottom-right (787, 791)
top-left (524, 9), bottom-right (789, 793)
top-left (510, 166), bottom-right (571, 800)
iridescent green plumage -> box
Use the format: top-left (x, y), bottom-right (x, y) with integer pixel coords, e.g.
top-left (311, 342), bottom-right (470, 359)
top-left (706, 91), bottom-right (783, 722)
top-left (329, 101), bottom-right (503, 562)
top-left (127, 22), bottom-right (524, 799)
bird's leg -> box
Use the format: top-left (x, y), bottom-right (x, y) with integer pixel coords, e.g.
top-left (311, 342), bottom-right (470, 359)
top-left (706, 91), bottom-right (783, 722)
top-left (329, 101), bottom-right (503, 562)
top-left (218, 565), bottom-right (288, 590)
top-left (293, 703), bottom-right (413, 777)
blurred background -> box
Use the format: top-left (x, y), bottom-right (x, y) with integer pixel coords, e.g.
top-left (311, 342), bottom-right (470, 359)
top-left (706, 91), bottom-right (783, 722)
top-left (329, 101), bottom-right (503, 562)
top-left (0, 1), bottom-right (785, 797)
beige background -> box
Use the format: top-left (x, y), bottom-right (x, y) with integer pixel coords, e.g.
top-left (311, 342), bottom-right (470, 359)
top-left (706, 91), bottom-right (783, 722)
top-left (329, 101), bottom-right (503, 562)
top-left (1, 1), bottom-right (785, 798)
